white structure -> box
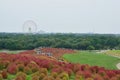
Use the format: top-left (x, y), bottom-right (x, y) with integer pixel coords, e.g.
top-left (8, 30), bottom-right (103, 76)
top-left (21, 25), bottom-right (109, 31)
top-left (34, 47), bottom-right (53, 56)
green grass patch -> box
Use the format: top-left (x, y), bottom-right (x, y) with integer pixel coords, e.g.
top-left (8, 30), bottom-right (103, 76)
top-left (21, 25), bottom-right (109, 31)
top-left (7, 74), bottom-right (31, 80)
top-left (0, 50), bottom-right (26, 54)
top-left (7, 74), bottom-right (16, 80)
top-left (63, 51), bottom-right (120, 70)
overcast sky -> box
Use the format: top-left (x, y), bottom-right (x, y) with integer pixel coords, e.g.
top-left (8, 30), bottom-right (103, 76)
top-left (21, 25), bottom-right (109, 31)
top-left (0, 0), bottom-right (120, 34)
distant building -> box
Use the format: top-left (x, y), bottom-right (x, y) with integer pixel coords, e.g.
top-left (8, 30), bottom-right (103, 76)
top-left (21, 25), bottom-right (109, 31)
top-left (34, 47), bottom-right (42, 54)
top-left (46, 53), bottom-right (53, 56)
top-left (34, 47), bottom-right (53, 56)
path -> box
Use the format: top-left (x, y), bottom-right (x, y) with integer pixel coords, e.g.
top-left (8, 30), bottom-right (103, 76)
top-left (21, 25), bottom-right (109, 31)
top-left (116, 63), bottom-right (120, 69)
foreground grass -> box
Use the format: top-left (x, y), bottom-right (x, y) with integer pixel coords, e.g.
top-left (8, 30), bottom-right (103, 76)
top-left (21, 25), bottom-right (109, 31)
top-left (63, 51), bottom-right (120, 70)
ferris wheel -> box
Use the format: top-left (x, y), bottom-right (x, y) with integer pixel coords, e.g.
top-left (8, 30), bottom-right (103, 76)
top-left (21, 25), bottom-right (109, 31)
top-left (23, 20), bottom-right (37, 33)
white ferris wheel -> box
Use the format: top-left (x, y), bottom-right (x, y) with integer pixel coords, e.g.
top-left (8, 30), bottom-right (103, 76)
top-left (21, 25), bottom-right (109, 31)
top-left (23, 20), bottom-right (37, 34)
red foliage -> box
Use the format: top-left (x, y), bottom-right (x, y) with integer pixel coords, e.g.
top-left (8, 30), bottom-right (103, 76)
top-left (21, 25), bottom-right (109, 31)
top-left (106, 70), bottom-right (116, 78)
top-left (83, 71), bottom-right (91, 78)
top-left (1, 69), bottom-right (8, 79)
top-left (7, 63), bottom-right (18, 74)
top-left (52, 67), bottom-right (63, 74)
top-left (40, 47), bottom-right (75, 58)
top-left (63, 68), bottom-right (73, 76)
top-left (0, 48), bottom-right (120, 80)
top-left (93, 74), bottom-right (104, 80)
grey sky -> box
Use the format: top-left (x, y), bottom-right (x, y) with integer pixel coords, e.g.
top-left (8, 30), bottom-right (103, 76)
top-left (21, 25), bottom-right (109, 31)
top-left (0, 0), bottom-right (120, 34)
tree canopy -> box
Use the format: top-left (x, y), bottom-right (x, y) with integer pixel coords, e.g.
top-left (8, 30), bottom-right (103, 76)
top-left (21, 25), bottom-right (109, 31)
top-left (0, 33), bottom-right (120, 50)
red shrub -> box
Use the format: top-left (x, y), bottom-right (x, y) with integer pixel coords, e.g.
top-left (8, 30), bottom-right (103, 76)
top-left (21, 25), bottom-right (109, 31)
top-left (43, 76), bottom-right (54, 80)
top-left (0, 48), bottom-right (120, 80)
top-left (63, 68), bottom-right (73, 76)
top-left (110, 77), bottom-right (118, 80)
top-left (15, 72), bottom-right (26, 80)
top-left (39, 73), bottom-right (46, 80)
top-left (17, 64), bottom-right (25, 72)
top-left (0, 60), bottom-right (10, 70)
top-left (27, 61), bottom-right (39, 73)
top-left (7, 63), bottom-right (18, 74)
top-left (52, 67), bottom-right (63, 74)
top-left (106, 70), bottom-right (116, 78)
top-left (93, 74), bottom-right (104, 80)
top-left (90, 66), bottom-right (99, 73)
top-left (50, 72), bottom-right (58, 79)
top-left (103, 75), bottom-right (110, 80)
top-left (1, 69), bottom-right (8, 79)
top-left (83, 71), bottom-right (91, 78)
top-left (98, 70), bottom-right (106, 77)
top-left (39, 68), bottom-right (48, 75)
top-left (31, 75), bottom-right (39, 80)
top-left (23, 66), bottom-right (32, 75)
top-left (73, 64), bottom-right (81, 73)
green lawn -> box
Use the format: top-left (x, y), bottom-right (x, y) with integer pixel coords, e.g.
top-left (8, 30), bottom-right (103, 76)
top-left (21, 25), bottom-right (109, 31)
top-left (7, 74), bottom-right (31, 80)
top-left (63, 51), bottom-right (120, 70)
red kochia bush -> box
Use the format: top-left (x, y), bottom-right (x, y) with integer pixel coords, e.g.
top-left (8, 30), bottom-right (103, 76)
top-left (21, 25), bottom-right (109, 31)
top-left (106, 70), bottom-right (116, 78)
top-left (39, 68), bottom-right (48, 75)
top-left (40, 47), bottom-right (75, 58)
top-left (1, 48), bottom-right (120, 80)
top-left (38, 60), bottom-right (53, 70)
top-left (50, 72), bottom-right (58, 79)
top-left (92, 74), bottom-right (104, 80)
top-left (43, 76), bottom-right (54, 80)
top-left (76, 71), bottom-right (84, 76)
top-left (98, 70), bottom-right (106, 77)
top-left (103, 75), bottom-right (110, 80)
top-left (73, 64), bottom-right (82, 73)
top-left (0, 60), bottom-right (10, 70)
top-left (23, 66), bottom-right (32, 75)
top-left (31, 75), bottom-right (39, 80)
top-left (15, 72), bottom-right (27, 80)
top-left (27, 61), bottom-right (39, 73)
top-left (39, 73), bottom-right (46, 80)
top-left (1, 69), bottom-right (8, 79)
top-left (52, 67), bottom-right (63, 74)
top-left (17, 64), bottom-right (25, 72)
top-left (83, 71), bottom-right (91, 78)
top-left (63, 68), bottom-right (73, 76)
top-left (90, 66), bottom-right (99, 73)
top-left (64, 63), bottom-right (74, 70)
top-left (7, 63), bottom-right (18, 74)
top-left (85, 78), bottom-right (94, 80)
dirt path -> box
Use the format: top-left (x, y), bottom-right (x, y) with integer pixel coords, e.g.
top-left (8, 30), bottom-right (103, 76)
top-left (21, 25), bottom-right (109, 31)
top-left (116, 63), bottom-right (120, 69)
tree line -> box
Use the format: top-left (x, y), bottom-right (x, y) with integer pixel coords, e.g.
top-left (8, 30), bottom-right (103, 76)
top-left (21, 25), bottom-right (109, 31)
top-left (0, 33), bottom-right (120, 50)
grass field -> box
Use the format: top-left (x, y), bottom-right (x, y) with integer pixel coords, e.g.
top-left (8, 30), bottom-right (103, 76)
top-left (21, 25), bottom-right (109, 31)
top-left (0, 50), bottom-right (26, 54)
top-left (63, 51), bottom-right (120, 70)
